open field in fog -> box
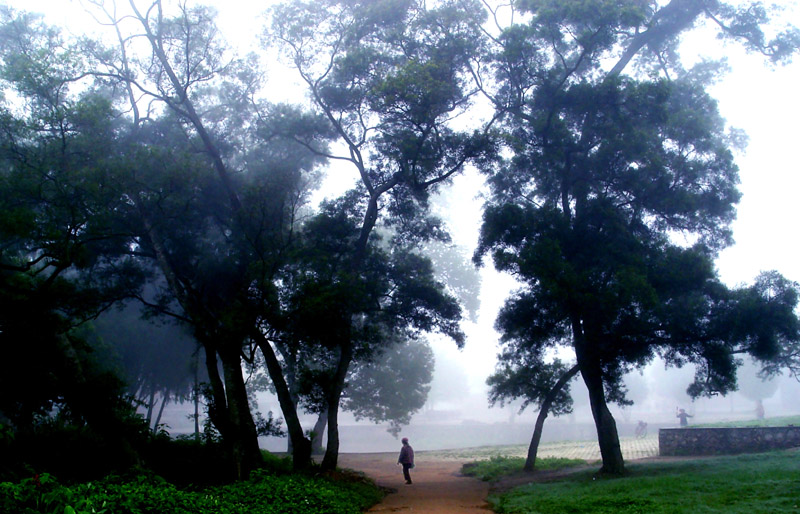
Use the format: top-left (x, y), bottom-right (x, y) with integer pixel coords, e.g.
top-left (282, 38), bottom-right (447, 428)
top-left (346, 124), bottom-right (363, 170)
top-left (421, 434), bottom-right (659, 462)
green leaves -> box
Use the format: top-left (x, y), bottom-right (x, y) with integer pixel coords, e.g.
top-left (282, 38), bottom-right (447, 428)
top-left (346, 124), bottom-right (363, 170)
top-left (0, 470), bottom-right (382, 514)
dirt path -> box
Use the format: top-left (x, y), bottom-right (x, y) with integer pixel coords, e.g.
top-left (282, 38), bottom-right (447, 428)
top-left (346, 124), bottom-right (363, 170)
top-left (337, 452), bottom-right (490, 513)
top-left (338, 436), bottom-right (660, 512)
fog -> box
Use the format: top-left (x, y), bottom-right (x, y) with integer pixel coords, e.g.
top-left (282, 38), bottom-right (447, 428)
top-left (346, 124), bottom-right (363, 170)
top-left (17, 0), bottom-right (798, 455)
top-left (149, 163), bottom-right (800, 452)
top-left (137, 75), bottom-right (800, 453)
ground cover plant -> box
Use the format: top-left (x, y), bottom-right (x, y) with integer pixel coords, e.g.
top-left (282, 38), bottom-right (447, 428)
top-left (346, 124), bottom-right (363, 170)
top-left (462, 456), bottom-right (587, 482)
top-left (487, 448), bottom-right (800, 513)
top-left (0, 467), bottom-right (383, 514)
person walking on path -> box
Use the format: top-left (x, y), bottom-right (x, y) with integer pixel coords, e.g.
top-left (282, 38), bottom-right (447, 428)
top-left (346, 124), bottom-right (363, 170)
top-left (397, 437), bottom-right (415, 484)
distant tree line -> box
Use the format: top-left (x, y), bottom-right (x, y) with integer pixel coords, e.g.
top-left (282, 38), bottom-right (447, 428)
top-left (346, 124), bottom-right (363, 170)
top-left (0, 0), bottom-right (798, 482)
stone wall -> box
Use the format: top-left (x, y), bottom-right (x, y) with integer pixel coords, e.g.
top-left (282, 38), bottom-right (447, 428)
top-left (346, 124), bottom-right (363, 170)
top-left (659, 426), bottom-right (800, 456)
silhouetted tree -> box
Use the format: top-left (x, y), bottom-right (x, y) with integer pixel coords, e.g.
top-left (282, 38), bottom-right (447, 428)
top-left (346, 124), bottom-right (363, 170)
top-left (475, 0), bottom-right (800, 474)
top-left (0, 8), bottom-right (146, 431)
top-left (269, 0), bottom-right (493, 470)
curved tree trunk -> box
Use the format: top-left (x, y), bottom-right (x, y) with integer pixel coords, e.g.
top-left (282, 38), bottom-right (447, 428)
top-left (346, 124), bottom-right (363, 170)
top-left (572, 318), bottom-right (625, 475)
top-left (524, 364), bottom-right (580, 471)
top-left (582, 365), bottom-right (625, 474)
top-left (253, 333), bottom-right (312, 470)
top-left (576, 354), bottom-right (625, 473)
top-left (153, 393), bottom-right (169, 430)
top-left (311, 408), bottom-right (328, 455)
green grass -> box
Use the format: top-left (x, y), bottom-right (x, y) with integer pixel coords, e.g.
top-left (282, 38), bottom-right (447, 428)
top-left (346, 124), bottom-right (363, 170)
top-left (489, 448), bottom-right (800, 513)
top-left (462, 456), bottom-right (588, 482)
top-left (693, 415), bottom-right (800, 428)
top-left (423, 440), bottom-right (601, 461)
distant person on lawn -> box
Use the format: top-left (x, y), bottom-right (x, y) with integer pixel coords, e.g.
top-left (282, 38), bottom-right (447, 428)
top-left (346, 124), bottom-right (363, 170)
top-left (676, 408), bottom-right (693, 427)
top-left (397, 437), bottom-right (415, 484)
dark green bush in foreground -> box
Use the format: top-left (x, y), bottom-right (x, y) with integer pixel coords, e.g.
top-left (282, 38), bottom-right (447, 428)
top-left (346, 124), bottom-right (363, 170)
top-left (489, 449), bottom-right (800, 513)
top-left (0, 468), bottom-right (383, 514)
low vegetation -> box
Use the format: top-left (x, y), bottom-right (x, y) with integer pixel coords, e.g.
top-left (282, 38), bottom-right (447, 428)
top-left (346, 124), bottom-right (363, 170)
top-left (487, 449), bottom-right (800, 514)
top-left (462, 456), bottom-right (588, 482)
top-left (0, 468), bottom-right (383, 514)
top-left (0, 430), bottom-right (383, 514)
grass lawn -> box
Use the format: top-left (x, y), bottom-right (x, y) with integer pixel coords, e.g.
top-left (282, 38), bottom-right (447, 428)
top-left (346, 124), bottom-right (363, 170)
top-left (486, 448), bottom-right (800, 513)
top-left (462, 456), bottom-right (588, 482)
top-left (693, 414), bottom-right (800, 428)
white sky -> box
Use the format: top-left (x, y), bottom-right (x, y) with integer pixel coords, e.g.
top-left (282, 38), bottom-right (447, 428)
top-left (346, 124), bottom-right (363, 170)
top-left (5, 0), bottom-right (800, 414)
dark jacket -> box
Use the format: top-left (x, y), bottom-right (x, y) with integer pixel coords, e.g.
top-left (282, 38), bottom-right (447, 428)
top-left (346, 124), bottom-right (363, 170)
top-left (398, 444), bottom-right (414, 465)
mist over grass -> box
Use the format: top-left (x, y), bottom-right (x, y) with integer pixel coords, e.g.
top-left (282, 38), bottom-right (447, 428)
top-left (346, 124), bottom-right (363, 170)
top-left (692, 415), bottom-right (800, 428)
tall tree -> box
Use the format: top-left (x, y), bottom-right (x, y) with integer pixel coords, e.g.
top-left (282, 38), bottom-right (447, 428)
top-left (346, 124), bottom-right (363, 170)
top-left (271, 200), bottom-right (463, 468)
top-left (296, 327), bottom-right (436, 453)
top-left (269, 0), bottom-right (493, 470)
top-left (13, 0), bottom-right (330, 475)
top-left (474, 0), bottom-right (800, 474)
top-left (0, 7), bottom-right (147, 431)
top-left (487, 351), bottom-right (578, 471)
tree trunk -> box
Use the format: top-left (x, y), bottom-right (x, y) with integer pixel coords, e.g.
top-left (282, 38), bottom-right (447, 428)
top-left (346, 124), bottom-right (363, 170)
top-left (219, 344), bottom-right (263, 479)
top-left (578, 356), bottom-right (625, 473)
top-left (145, 388), bottom-right (156, 427)
top-left (311, 409), bottom-right (328, 455)
top-left (254, 334), bottom-right (312, 470)
top-left (584, 368), bottom-right (625, 474)
top-left (153, 393), bottom-right (169, 431)
top-left (572, 319), bottom-right (625, 475)
top-left (321, 340), bottom-right (354, 471)
top-left (194, 389), bottom-right (200, 442)
top-left (201, 339), bottom-right (263, 479)
top-left (202, 343), bottom-right (230, 438)
top-left (193, 358), bottom-right (200, 442)
top-left (524, 364), bottom-right (580, 471)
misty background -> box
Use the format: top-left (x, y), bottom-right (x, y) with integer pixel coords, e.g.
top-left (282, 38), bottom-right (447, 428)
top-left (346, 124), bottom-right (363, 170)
top-left (13, 0), bottom-right (800, 454)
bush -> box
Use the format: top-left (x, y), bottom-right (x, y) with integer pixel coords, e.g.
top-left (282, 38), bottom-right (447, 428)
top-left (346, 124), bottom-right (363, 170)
top-left (139, 434), bottom-right (235, 487)
top-left (2, 415), bottom-right (146, 484)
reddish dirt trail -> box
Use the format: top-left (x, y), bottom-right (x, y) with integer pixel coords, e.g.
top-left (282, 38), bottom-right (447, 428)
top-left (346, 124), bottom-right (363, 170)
top-left (338, 452), bottom-right (490, 513)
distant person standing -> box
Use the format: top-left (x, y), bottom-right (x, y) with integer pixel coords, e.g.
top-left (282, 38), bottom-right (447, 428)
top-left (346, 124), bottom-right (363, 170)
top-left (397, 437), bottom-right (415, 484)
top-left (676, 408), bottom-right (692, 427)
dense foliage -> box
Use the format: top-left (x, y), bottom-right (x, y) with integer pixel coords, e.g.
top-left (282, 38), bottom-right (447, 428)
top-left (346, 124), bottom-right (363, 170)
top-left (0, 468), bottom-right (383, 514)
